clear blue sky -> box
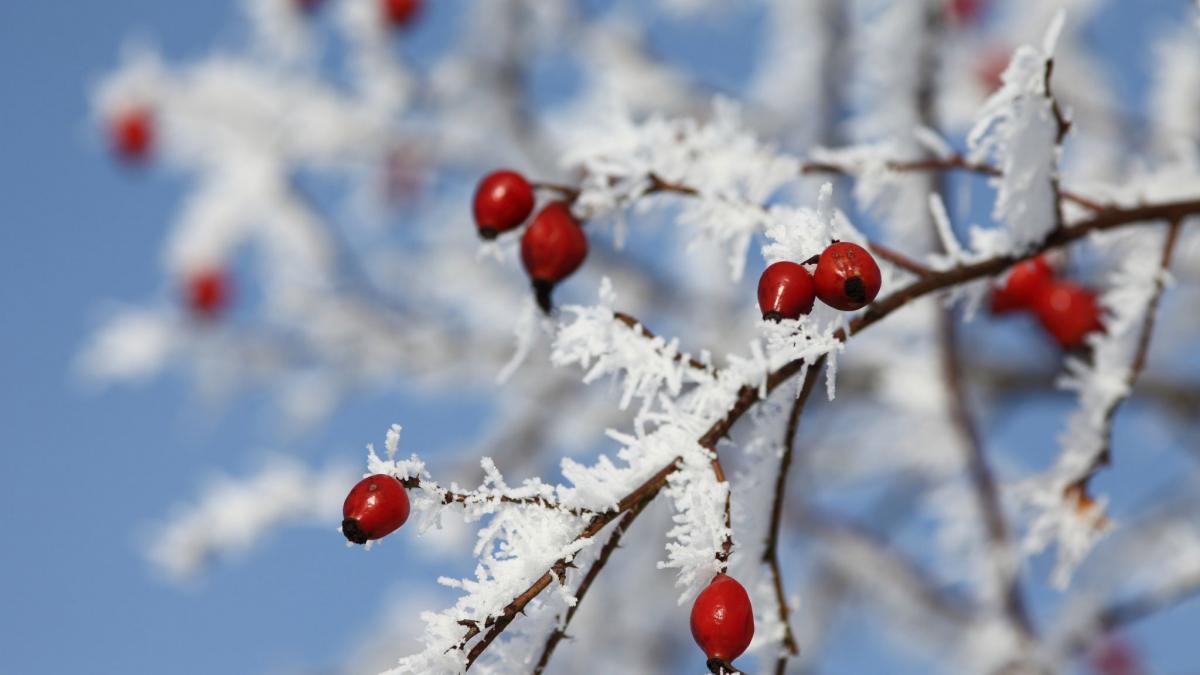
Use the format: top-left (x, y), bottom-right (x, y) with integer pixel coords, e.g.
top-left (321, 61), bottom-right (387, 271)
top-left (0, 2), bottom-right (1196, 674)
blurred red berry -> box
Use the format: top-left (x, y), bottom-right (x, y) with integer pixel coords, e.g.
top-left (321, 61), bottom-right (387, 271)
top-left (814, 242), bottom-right (882, 311)
top-left (473, 170), bottom-right (535, 239)
top-left (1089, 635), bottom-right (1142, 675)
top-left (977, 46), bottom-right (1011, 93)
top-left (990, 256), bottom-right (1054, 314)
top-left (381, 0), bottom-right (421, 28)
top-left (1034, 281), bottom-right (1104, 349)
top-left (947, 0), bottom-right (985, 25)
top-left (520, 202), bottom-right (587, 313)
top-left (758, 261), bottom-right (816, 321)
top-left (184, 269), bottom-right (231, 319)
top-left (342, 474), bottom-right (410, 545)
top-left (690, 574), bottom-right (755, 668)
top-left (110, 107), bottom-right (154, 163)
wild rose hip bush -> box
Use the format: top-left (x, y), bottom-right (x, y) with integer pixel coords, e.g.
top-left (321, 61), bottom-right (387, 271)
top-left (82, 1), bottom-right (1200, 673)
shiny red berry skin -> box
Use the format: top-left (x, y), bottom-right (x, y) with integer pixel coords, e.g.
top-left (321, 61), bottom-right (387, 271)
top-left (690, 574), bottom-right (754, 666)
top-left (381, 0), bottom-right (421, 28)
top-left (758, 261), bottom-right (815, 321)
top-left (110, 108), bottom-right (153, 162)
top-left (342, 474), bottom-right (410, 545)
top-left (184, 269), bottom-right (231, 318)
top-left (521, 202), bottom-right (587, 313)
top-left (473, 170), bottom-right (535, 239)
top-left (813, 242), bottom-right (882, 311)
top-left (1033, 282), bottom-right (1104, 349)
top-left (990, 256), bottom-right (1054, 314)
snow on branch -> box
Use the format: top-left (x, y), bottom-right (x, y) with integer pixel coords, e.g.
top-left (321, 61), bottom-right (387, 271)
top-left (147, 457), bottom-right (356, 581)
top-left (560, 100), bottom-right (801, 279)
top-left (1016, 222), bottom-right (1182, 589)
top-left (967, 10), bottom-right (1068, 254)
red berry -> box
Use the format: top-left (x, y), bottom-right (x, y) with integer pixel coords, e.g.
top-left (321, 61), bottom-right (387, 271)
top-left (690, 574), bottom-right (754, 667)
top-left (520, 202), bottom-right (587, 313)
top-left (381, 0), bottom-right (421, 28)
top-left (947, 0), bottom-right (985, 24)
top-left (342, 474), bottom-right (410, 544)
top-left (977, 47), bottom-right (1011, 93)
top-left (990, 256), bottom-right (1054, 314)
top-left (184, 269), bottom-right (231, 318)
top-left (473, 170), bottom-right (535, 239)
top-left (758, 261), bottom-right (816, 321)
top-left (813, 242), bottom-right (882, 311)
top-left (1089, 636), bottom-right (1141, 675)
top-left (110, 107), bottom-right (153, 162)
top-left (1033, 281), bottom-right (1104, 349)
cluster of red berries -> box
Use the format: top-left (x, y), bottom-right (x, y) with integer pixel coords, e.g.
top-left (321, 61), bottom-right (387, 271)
top-left (473, 170), bottom-right (588, 313)
top-left (757, 241), bottom-right (883, 321)
top-left (342, 473), bottom-right (411, 544)
top-left (989, 256), bottom-right (1104, 349)
top-left (291, 0), bottom-right (422, 28)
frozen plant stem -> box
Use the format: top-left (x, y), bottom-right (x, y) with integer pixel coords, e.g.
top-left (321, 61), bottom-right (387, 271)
top-left (938, 309), bottom-right (1035, 642)
top-left (1071, 218), bottom-right (1185, 489)
top-left (531, 495), bottom-right (651, 674)
top-left (763, 364), bottom-right (823, 673)
top-left (456, 198), bottom-right (1200, 668)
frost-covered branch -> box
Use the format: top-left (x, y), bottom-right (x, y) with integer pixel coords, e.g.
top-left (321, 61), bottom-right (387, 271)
top-left (762, 367), bottom-right (821, 673)
top-left (938, 310), bottom-right (1034, 641)
top-left (530, 496), bottom-right (650, 675)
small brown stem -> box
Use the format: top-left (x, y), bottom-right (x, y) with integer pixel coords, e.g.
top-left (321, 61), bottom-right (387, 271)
top-left (397, 476), bottom-right (591, 516)
top-left (531, 495), bottom-right (651, 674)
top-left (613, 311), bottom-right (710, 371)
top-left (764, 366), bottom-right (822, 671)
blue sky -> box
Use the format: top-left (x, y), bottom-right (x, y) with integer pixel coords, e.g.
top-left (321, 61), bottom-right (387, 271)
top-left (1, 1), bottom-right (1197, 674)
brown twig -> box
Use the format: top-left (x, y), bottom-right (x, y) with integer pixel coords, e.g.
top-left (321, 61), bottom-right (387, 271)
top-left (531, 494), bottom-right (651, 674)
top-left (800, 155), bottom-right (1104, 213)
top-left (613, 311), bottom-right (710, 372)
top-left (763, 365), bottom-right (823, 673)
top-left (868, 242), bottom-right (935, 276)
top-left (462, 460), bottom-right (679, 668)
top-left (938, 310), bottom-right (1035, 640)
top-left (1070, 218), bottom-right (1185, 490)
top-left (397, 476), bottom-right (592, 516)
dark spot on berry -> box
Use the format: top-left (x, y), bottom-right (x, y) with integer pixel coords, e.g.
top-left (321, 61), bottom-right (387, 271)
top-left (478, 227), bottom-right (498, 240)
top-left (532, 279), bottom-right (555, 315)
top-left (342, 518), bottom-right (369, 545)
top-left (762, 311), bottom-right (783, 322)
top-left (844, 276), bottom-right (867, 305)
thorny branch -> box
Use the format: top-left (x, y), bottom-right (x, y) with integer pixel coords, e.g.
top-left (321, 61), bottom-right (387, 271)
top-left (456, 196), bottom-right (1200, 668)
